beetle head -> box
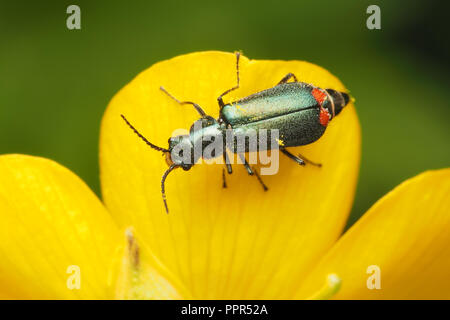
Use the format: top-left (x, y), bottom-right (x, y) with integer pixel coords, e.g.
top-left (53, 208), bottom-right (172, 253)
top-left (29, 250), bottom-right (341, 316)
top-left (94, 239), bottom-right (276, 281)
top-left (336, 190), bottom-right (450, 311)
top-left (166, 135), bottom-right (195, 171)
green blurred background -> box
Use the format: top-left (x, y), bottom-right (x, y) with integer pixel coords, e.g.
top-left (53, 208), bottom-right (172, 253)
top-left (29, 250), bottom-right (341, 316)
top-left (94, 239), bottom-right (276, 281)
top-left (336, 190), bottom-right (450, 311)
top-left (1, 0), bottom-right (448, 228)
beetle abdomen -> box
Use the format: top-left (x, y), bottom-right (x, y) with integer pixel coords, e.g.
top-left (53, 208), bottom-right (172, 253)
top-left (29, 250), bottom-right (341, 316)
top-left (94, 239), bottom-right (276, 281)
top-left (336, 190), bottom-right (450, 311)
top-left (229, 107), bottom-right (326, 153)
top-left (220, 82), bottom-right (317, 126)
top-left (221, 82), bottom-right (326, 151)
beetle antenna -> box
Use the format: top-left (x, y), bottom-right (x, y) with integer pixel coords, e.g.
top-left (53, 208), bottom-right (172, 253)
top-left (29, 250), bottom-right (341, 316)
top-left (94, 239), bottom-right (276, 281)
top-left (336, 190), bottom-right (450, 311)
top-left (120, 114), bottom-right (169, 152)
top-left (161, 164), bottom-right (179, 214)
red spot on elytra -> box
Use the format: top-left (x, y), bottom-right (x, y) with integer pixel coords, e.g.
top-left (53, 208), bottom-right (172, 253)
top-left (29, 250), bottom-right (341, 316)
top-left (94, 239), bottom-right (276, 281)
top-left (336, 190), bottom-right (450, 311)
top-left (312, 88), bottom-right (326, 105)
top-left (319, 108), bottom-right (330, 126)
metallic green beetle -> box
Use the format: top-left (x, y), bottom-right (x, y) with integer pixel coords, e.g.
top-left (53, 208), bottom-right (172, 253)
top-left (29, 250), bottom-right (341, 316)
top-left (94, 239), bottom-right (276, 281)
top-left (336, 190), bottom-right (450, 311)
top-left (121, 52), bottom-right (350, 212)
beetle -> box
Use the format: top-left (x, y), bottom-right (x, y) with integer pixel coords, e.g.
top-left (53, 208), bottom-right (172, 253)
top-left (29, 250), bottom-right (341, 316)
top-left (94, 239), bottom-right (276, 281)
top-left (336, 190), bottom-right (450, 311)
top-left (121, 52), bottom-right (350, 213)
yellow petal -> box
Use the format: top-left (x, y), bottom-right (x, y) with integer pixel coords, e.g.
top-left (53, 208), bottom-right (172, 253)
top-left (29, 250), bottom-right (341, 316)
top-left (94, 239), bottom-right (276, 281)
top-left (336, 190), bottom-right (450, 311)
top-left (294, 169), bottom-right (450, 299)
top-left (100, 51), bottom-right (360, 298)
top-left (115, 227), bottom-right (191, 299)
top-left (0, 154), bottom-right (186, 299)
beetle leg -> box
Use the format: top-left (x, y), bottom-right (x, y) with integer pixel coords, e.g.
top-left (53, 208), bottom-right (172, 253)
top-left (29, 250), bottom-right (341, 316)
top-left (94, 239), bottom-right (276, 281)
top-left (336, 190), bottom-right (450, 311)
top-left (252, 166), bottom-right (268, 191)
top-left (280, 148), bottom-right (306, 166)
top-left (238, 154), bottom-right (268, 191)
top-left (217, 51), bottom-right (241, 108)
top-left (239, 153), bottom-right (254, 175)
top-left (278, 73), bottom-right (298, 84)
top-left (297, 152), bottom-right (322, 167)
top-left (222, 168), bottom-right (227, 188)
top-left (160, 86), bottom-right (207, 117)
top-left (223, 151), bottom-right (233, 174)
top-left (222, 151), bottom-right (233, 188)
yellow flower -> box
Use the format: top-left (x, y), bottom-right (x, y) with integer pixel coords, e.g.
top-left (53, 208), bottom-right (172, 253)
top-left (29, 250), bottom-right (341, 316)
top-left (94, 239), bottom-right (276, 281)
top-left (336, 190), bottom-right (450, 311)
top-left (0, 51), bottom-right (449, 299)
